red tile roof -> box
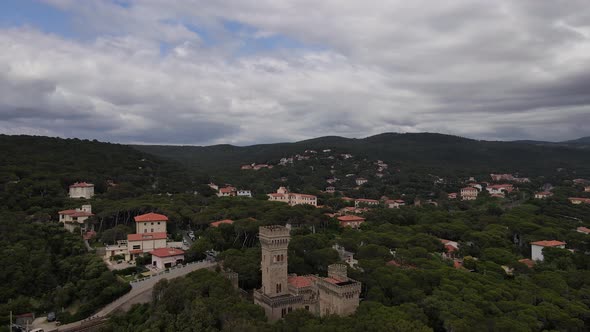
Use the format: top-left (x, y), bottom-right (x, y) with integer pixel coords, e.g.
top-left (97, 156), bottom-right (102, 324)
top-left (219, 187), bottom-right (236, 193)
top-left (210, 219), bottom-right (234, 227)
top-left (530, 240), bottom-right (566, 247)
top-left (69, 182), bottom-right (94, 188)
top-left (134, 213), bottom-right (169, 222)
top-left (569, 197), bottom-right (590, 204)
top-left (337, 215), bottom-right (365, 222)
top-left (127, 232), bottom-right (167, 241)
top-left (58, 209), bottom-right (93, 217)
top-left (150, 247), bottom-right (185, 258)
top-left (288, 275), bottom-right (314, 288)
top-left (518, 258), bottom-right (535, 268)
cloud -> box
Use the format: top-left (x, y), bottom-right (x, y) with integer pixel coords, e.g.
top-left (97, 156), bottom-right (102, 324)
top-left (0, 0), bottom-right (589, 144)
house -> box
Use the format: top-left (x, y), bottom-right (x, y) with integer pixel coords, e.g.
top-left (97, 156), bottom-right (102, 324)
top-left (150, 248), bottom-right (185, 269)
top-left (332, 244), bottom-right (358, 267)
top-left (267, 187), bottom-right (318, 206)
top-left (355, 178), bottom-right (368, 186)
top-left (440, 239), bottom-right (459, 259)
top-left (210, 219), bottom-right (234, 227)
top-left (573, 179), bottom-right (588, 185)
top-left (241, 164), bottom-right (253, 170)
top-left (460, 187), bottom-right (478, 201)
top-left (385, 199), bottom-right (405, 209)
top-left (59, 204), bottom-right (94, 233)
top-left (530, 240), bottom-right (566, 261)
top-left (469, 183), bottom-right (483, 191)
top-left (518, 258), bottom-right (535, 268)
top-left (217, 186), bottom-right (237, 197)
top-left (354, 198), bottom-right (380, 208)
top-left (490, 173), bottom-right (514, 181)
top-left (325, 186), bottom-right (336, 193)
top-left (534, 191), bottom-right (553, 199)
top-left (208, 183), bottom-right (219, 191)
top-left (514, 177), bottom-right (530, 183)
top-left (134, 212), bottom-right (168, 233)
top-left (69, 182), bottom-right (94, 199)
top-left (569, 197), bottom-right (590, 205)
top-left (337, 215), bottom-right (366, 228)
top-left (105, 212), bottom-right (170, 261)
top-left (490, 174), bottom-right (514, 181)
top-left (326, 178), bottom-right (338, 184)
top-left (237, 189), bottom-right (252, 197)
top-left (253, 164), bottom-right (272, 170)
top-left (254, 226), bottom-right (361, 321)
top-left (448, 193), bottom-right (458, 199)
top-left (576, 226), bottom-right (590, 235)
top-left (127, 232), bottom-right (168, 261)
top-left (486, 184), bottom-right (514, 195)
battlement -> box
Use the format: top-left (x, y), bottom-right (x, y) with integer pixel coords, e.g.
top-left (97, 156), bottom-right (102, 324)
top-left (317, 277), bottom-right (362, 296)
top-left (328, 264), bottom-right (348, 280)
top-left (259, 225), bottom-right (290, 238)
top-left (254, 289), bottom-right (303, 307)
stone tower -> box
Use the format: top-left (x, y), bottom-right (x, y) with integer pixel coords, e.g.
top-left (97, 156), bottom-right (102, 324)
top-left (260, 225), bottom-right (290, 296)
top-left (254, 225), bottom-right (303, 321)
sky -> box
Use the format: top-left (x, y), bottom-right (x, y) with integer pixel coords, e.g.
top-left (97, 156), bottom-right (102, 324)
top-left (0, 0), bottom-right (589, 145)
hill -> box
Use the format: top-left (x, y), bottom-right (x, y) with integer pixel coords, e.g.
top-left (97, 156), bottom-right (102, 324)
top-left (0, 135), bottom-right (201, 212)
top-left (132, 132), bottom-right (590, 178)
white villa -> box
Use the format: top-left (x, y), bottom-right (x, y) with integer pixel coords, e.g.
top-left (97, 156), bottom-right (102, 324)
top-left (69, 182), bottom-right (94, 199)
top-left (58, 204), bottom-right (94, 233)
top-left (267, 187), bottom-right (318, 206)
top-left (105, 212), bottom-right (171, 262)
top-left (530, 240), bottom-right (566, 261)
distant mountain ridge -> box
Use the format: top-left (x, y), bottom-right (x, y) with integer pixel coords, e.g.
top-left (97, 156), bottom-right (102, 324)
top-left (132, 132), bottom-right (590, 177)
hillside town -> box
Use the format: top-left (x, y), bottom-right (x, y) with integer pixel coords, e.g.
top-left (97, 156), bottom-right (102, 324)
top-left (4, 138), bottom-right (590, 332)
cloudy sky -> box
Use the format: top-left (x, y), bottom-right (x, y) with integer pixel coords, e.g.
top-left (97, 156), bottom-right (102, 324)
top-left (1, 0), bottom-right (589, 145)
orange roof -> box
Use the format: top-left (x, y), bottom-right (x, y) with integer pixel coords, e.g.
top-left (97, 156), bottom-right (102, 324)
top-left (445, 244), bottom-right (458, 253)
top-left (577, 226), bottom-right (590, 234)
top-left (58, 209), bottom-right (93, 217)
top-left (288, 275), bottom-right (313, 288)
top-left (58, 209), bottom-right (77, 214)
top-left (127, 232), bottom-right (167, 241)
top-left (518, 258), bottom-right (535, 268)
top-left (70, 182), bottom-right (94, 188)
top-left (210, 219), bottom-right (234, 227)
top-left (134, 213), bottom-right (169, 222)
top-left (337, 215), bottom-right (365, 222)
top-left (219, 187), bottom-right (236, 193)
top-left (530, 240), bottom-right (566, 247)
top-left (150, 247), bottom-right (185, 257)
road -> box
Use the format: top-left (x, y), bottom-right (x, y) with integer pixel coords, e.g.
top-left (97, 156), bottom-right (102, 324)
top-left (53, 260), bottom-right (216, 331)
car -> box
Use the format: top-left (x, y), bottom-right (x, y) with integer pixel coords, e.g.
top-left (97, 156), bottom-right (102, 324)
top-left (47, 312), bottom-right (56, 322)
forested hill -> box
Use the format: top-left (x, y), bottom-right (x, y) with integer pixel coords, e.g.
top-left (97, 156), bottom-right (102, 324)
top-left (132, 133), bottom-right (590, 177)
top-left (0, 135), bottom-right (202, 212)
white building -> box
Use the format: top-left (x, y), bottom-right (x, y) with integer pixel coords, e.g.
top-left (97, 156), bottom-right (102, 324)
top-left (385, 200), bottom-right (405, 209)
top-left (237, 189), bottom-right (252, 197)
top-left (460, 187), bottom-right (478, 201)
top-left (150, 248), bottom-right (185, 269)
top-left (134, 212), bottom-right (168, 233)
top-left (530, 240), bottom-right (566, 261)
top-left (267, 187), bottom-right (318, 206)
top-left (69, 182), bottom-right (94, 199)
top-left (58, 204), bottom-right (94, 232)
top-left (355, 178), bottom-right (368, 186)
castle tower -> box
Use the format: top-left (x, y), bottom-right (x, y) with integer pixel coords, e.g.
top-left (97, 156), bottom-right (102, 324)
top-left (259, 225), bottom-right (290, 296)
top-left (254, 225), bottom-right (303, 321)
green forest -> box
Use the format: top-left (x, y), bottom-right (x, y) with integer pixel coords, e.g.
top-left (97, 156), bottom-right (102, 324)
top-left (1, 134), bottom-right (590, 331)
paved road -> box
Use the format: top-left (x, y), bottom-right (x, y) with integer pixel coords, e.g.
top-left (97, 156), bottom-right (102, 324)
top-left (54, 260), bottom-right (216, 331)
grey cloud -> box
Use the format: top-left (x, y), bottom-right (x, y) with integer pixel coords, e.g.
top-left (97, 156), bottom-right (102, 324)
top-left (2, 1), bottom-right (590, 144)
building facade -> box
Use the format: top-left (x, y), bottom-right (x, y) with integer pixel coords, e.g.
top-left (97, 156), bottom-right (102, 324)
top-left (460, 187), bottom-right (478, 201)
top-left (254, 226), bottom-right (361, 321)
top-left (267, 187), bottom-right (318, 206)
top-left (58, 204), bottom-right (94, 232)
top-left (150, 247), bottom-right (185, 269)
top-left (69, 182), bottom-right (94, 199)
top-left (530, 240), bottom-right (566, 261)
